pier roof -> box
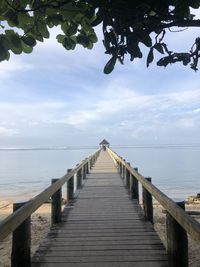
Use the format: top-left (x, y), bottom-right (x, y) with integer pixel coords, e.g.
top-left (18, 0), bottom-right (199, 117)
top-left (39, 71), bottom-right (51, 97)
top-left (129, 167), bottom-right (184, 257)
top-left (99, 139), bottom-right (110, 145)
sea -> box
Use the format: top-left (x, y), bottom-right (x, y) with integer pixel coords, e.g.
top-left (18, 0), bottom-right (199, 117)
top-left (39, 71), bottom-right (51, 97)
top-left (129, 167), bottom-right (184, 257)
top-left (0, 146), bottom-right (199, 202)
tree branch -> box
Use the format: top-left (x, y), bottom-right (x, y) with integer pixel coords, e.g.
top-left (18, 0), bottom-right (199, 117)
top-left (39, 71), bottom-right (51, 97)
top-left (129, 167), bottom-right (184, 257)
top-left (162, 19), bottom-right (200, 29)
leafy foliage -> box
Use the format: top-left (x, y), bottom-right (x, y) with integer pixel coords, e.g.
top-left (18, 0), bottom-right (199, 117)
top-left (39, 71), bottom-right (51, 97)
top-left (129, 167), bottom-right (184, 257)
top-left (0, 0), bottom-right (200, 73)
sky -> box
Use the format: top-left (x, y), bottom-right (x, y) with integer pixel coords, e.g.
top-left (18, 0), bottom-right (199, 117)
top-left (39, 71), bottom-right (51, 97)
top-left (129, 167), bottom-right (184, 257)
top-left (0, 23), bottom-right (200, 148)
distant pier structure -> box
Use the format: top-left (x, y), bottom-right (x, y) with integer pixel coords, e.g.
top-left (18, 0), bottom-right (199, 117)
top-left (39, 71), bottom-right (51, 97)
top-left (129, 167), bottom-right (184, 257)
top-left (99, 139), bottom-right (110, 150)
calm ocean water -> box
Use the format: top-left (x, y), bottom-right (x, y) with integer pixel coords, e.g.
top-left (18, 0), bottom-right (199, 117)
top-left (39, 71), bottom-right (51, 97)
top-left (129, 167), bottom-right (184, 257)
top-left (0, 147), bottom-right (199, 201)
top-left (0, 149), bottom-right (95, 201)
top-left (115, 147), bottom-right (200, 200)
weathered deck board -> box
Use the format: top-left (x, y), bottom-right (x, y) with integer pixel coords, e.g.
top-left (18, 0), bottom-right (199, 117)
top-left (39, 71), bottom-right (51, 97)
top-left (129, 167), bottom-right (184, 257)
top-left (32, 150), bottom-right (168, 267)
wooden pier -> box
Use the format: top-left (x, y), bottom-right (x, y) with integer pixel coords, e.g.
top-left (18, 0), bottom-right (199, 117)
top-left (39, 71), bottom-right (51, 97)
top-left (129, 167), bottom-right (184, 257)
top-left (32, 150), bottom-right (168, 266)
top-left (1, 145), bottom-right (200, 267)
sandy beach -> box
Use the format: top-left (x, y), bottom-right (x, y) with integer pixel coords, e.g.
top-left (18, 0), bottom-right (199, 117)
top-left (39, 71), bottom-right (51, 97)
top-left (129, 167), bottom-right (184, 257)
top-left (0, 203), bottom-right (51, 267)
top-left (154, 202), bottom-right (200, 267)
top-left (0, 200), bottom-right (200, 267)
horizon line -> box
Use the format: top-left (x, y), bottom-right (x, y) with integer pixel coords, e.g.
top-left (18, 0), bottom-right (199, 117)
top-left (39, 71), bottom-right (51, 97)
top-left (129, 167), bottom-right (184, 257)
top-left (0, 143), bottom-right (200, 151)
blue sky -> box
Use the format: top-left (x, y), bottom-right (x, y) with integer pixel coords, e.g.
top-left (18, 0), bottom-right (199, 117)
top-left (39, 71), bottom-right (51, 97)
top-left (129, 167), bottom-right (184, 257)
top-left (0, 24), bottom-right (200, 148)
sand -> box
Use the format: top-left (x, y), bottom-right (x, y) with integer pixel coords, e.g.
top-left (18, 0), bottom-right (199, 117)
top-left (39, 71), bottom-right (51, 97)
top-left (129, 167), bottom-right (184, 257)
top-left (0, 203), bottom-right (51, 267)
top-left (154, 203), bottom-right (200, 267)
top-left (0, 200), bottom-right (200, 267)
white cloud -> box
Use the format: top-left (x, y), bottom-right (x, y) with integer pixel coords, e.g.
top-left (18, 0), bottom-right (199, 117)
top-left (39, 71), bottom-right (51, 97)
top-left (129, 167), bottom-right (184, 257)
top-left (56, 85), bottom-right (200, 141)
top-left (0, 126), bottom-right (19, 137)
top-left (0, 58), bottom-right (32, 79)
top-left (178, 118), bottom-right (195, 128)
top-left (0, 101), bottom-right (67, 128)
top-left (191, 108), bottom-right (200, 114)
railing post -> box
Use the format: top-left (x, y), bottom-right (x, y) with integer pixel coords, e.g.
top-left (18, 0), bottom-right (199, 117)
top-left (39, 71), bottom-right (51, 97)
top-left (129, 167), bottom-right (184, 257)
top-left (88, 160), bottom-right (90, 172)
top-left (166, 201), bottom-right (188, 267)
top-left (122, 164), bottom-right (125, 179)
top-left (142, 177), bottom-right (153, 224)
top-left (123, 159), bottom-right (126, 178)
top-left (90, 158), bottom-right (93, 168)
top-left (126, 163), bottom-right (130, 188)
top-left (119, 162), bottom-right (122, 174)
top-left (90, 159), bottom-right (92, 170)
top-left (119, 157), bottom-right (123, 178)
top-left (82, 163), bottom-right (86, 180)
top-left (85, 158), bottom-right (89, 174)
top-left (77, 168), bottom-right (82, 188)
top-left (131, 167), bottom-right (139, 201)
top-left (116, 159), bottom-right (119, 170)
top-left (51, 178), bottom-right (62, 224)
top-left (11, 201), bottom-right (31, 267)
top-left (67, 169), bottom-right (74, 201)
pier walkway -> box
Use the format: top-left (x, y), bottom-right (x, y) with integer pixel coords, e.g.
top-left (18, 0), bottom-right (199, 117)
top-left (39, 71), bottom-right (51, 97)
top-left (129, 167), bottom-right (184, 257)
top-left (32, 150), bottom-right (168, 267)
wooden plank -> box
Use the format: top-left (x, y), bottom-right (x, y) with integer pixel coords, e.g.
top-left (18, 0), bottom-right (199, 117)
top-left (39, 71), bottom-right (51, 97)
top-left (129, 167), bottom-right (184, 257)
top-left (48, 231), bottom-right (158, 237)
top-left (43, 238), bottom-right (160, 245)
top-left (32, 262), bottom-right (168, 267)
top-left (37, 244), bottom-right (166, 251)
top-left (34, 250), bottom-right (167, 257)
top-left (50, 228), bottom-right (157, 234)
top-left (32, 255), bottom-right (168, 263)
top-left (52, 226), bottom-right (155, 232)
top-left (41, 239), bottom-right (164, 246)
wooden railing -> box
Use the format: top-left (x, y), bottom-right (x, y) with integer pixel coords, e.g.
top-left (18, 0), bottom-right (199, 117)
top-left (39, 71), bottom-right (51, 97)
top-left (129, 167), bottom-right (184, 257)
top-left (0, 148), bottom-right (101, 267)
top-left (107, 147), bottom-right (200, 267)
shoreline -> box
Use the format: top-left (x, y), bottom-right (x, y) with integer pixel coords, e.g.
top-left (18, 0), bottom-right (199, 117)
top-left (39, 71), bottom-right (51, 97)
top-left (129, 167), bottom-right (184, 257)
top-left (0, 198), bottom-right (200, 266)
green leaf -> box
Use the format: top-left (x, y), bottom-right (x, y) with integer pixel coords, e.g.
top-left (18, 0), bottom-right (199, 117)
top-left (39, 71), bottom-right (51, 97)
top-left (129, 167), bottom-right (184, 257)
top-left (28, 27), bottom-right (44, 42)
top-left (140, 34), bottom-right (152, 47)
top-left (154, 43), bottom-right (164, 54)
top-left (62, 37), bottom-right (76, 50)
top-left (0, 35), bottom-right (10, 49)
top-left (147, 48), bottom-right (154, 67)
top-left (38, 21), bottom-right (50, 38)
top-left (18, 13), bottom-right (32, 25)
top-left (21, 40), bottom-right (33, 54)
top-left (74, 13), bottom-right (85, 22)
top-left (22, 36), bottom-right (36, 47)
top-left (0, 41), bottom-right (9, 61)
top-left (127, 42), bottom-right (142, 59)
top-left (87, 42), bottom-right (93, 49)
top-left (157, 56), bottom-right (171, 67)
top-left (88, 32), bottom-right (98, 43)
top-left (5, 30), bottom-right (22, 54)
top-left (81, 17), bottom-right (92, 33)
top-left (190, 0), bottom-right (200, 8)
top-left (62, 22), bottom-right (78, 36)
top-left (46, 14), bottom-right (63, 27)
top-left (56, 34), bottom-right (65, 44)
top-left (34, 34), bottom-right (44, 42)
top-left (60, 3), bottom-right (80, 20)
top-left (4, 9), bottom-right (18, 27)
top-left (104, 56), bottom-right (117, 74)
top-left (92, 14), bottom-right (103, 27)
top-left (46, 8), bottom-right (56, 16)
top-left (77, 34), bottom-right (90, 47)
top-left (19, 0), bottom-right (29, 9)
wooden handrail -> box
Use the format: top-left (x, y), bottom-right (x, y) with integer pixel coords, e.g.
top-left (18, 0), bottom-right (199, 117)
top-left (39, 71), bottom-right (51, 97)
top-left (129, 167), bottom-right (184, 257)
top-left (0, 148), bottom-right (101, 241)
top-left (107, 147), bottom-right (200, 244)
